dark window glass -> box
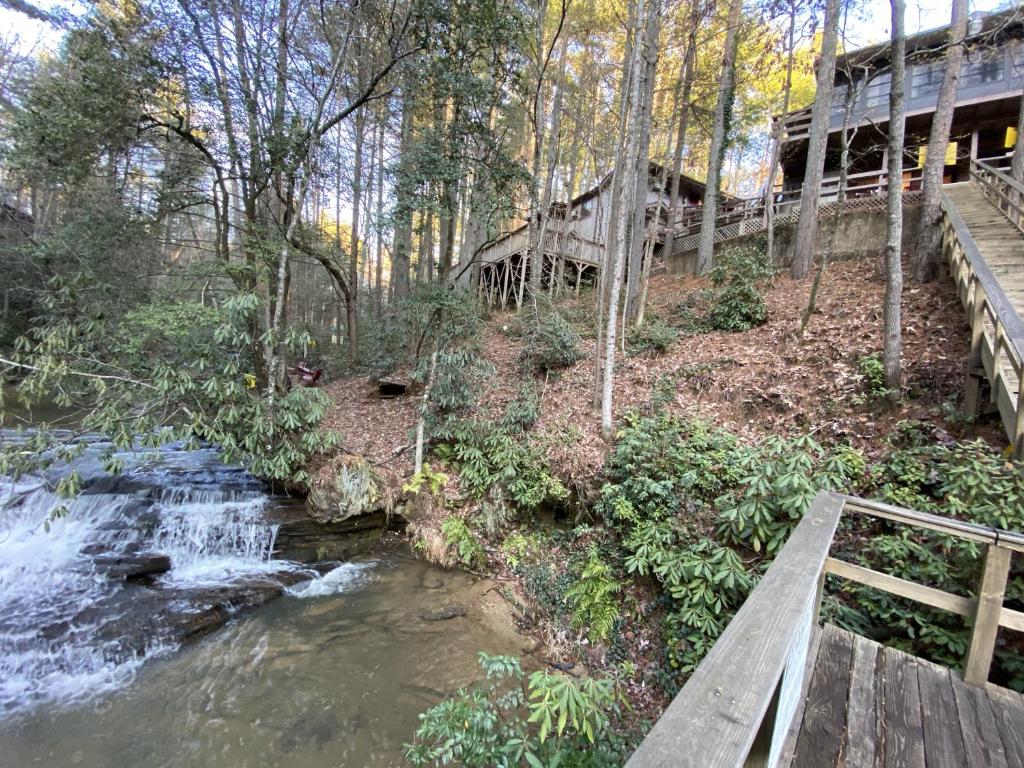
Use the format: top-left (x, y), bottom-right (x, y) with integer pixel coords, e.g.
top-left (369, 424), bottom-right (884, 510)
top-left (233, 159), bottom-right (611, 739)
top-left (963, 49), bottom-right (1003, 87)
top-left (911, 62), bottom-right (944, 98)
top-left (865, 73), bottom-right (890, 108)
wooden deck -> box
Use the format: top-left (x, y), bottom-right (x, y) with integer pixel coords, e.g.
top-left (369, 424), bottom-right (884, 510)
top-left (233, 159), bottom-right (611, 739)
top-left (790, 624), bottom-right (1024, 768)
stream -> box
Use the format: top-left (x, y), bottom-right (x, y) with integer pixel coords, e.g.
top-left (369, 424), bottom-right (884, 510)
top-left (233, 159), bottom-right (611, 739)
top-left (0, 432), bottom-right (528, 766)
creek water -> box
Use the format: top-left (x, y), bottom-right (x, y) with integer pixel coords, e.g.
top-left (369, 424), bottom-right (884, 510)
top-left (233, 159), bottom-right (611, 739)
top-left (0, 430), bottom-right (526, 766)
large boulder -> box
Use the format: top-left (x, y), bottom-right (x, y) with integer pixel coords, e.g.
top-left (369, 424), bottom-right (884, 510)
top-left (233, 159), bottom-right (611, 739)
top-left (307, 454), bottom-right (396, 524)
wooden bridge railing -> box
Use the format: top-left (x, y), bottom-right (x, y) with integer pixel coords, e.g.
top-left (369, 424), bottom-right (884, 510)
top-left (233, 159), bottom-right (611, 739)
top-left (626, 491), bottom-right (1024, 768)
top-left (942, 168), bottom-right (1024, 458)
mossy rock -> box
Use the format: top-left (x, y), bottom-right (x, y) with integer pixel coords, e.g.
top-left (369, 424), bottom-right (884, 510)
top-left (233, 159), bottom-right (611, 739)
top-left (307, 455), bottom-right (395, 523)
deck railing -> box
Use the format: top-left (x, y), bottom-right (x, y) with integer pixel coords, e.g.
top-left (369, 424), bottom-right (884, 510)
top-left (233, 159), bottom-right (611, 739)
top-left (626, 491), bottom-right (1024, 768)
top-left (942, 164), bottom-right (1024, 457)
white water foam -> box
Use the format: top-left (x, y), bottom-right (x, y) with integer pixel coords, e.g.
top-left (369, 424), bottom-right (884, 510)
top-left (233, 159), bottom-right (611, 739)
top-left (287, 562), bottom-right (376, 598)
top-left (0, 483), bottom-right (146, 712)
top-left (152, 493), bottom-right (296, 588)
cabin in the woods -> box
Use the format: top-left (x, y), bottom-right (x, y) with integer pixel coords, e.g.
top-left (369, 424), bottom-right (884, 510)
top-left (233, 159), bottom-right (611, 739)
top-left (779, 8), bottom-right (1024, 202)
top-left (467, 163), bottom-right (734, 307)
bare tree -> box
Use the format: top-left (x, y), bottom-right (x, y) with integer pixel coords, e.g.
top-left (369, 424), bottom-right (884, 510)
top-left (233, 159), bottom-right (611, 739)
top-left (602, 0), bottom-right (657, 440)
top-left (883, 0), bottom-right (906, 393)
top-left (695, 0), bottom-right (743, 275)
top-left (790, 0), bottom-right (841, 279)
top-left (764, 0), bottom-right (798, 266)
top-left (912, 0), bottom-right (967, 282)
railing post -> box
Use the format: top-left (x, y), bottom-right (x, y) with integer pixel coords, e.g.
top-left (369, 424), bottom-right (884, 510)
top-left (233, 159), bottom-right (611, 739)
top-left (963, 544), bottom-right (1011, 686)
top-left (964, 280), bottom-right (987, 417)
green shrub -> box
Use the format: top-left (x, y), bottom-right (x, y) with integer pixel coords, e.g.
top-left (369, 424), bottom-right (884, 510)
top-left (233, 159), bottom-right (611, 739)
top-left (627, 317), bottom-right (678, 355)
top-left (856, 353), bottom-right (889, 399)
top-left (500, 531), bottom-right (531, 568)
top-left (438, 417), bottom-right (567, 512)
top-left (599, 411), bottom-right (747, 525)
top-left (514, 299), bottom-right (585, 371)
top-left (716, 435), bottom-right (865, 554)
top-left (565, 548), bottom-right (621, 642)
top-left (406, 653), bottom-right (629, 767)
top-left (706, 238), bottom-right (775, 332)
top-left (500, 379), bottom-right (541, 434)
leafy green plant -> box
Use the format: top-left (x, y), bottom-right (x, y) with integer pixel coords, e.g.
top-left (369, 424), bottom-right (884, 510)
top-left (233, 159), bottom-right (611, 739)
top-left (514, 299), bottom-right (585, 372)
top-left (706, 238), bottom-right (775, 332)
top-left (716, 435), bottom-right (864, 553)
top-left (441, 516), bottom-right (486, 570)
top-left (599, 411), bottom-right (747, 526)
top-left (438, 417), bottom-right (567, 512)
top-left (856, 353), bottom-right (889, 399)
top-left (627, 317), bottom-right (678, 355)
top-left (406, 653), bottom-right (628, 767)
top-left (403, 463), bottom-right (448, 495)
top-left (500, 531), bottom-right (532, 568)
top-left (500, 379), bottom-right (541, 434)
top-left (565, 549), bottom-right (621, 642)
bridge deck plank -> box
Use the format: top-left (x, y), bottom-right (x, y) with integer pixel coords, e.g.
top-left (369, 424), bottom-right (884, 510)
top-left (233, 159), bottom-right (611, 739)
top-left (788, 626), bottom-right (1023, 768)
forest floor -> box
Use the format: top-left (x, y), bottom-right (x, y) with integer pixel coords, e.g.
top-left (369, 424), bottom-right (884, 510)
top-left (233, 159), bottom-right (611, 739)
top-left (321, 254), bottom-right (1002, 486)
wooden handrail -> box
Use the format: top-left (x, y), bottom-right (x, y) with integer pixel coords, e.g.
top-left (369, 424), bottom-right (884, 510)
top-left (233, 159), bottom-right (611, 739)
top-left (626, 493), bottom-right (845, 768)
top-left (627, 491), bottom-right (1023, 767)
top-left (838, 494), bottom-right (1024, 552)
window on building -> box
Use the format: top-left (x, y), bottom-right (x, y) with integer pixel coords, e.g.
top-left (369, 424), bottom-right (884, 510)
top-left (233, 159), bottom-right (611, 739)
top-left (830, 84), bottom-right (848, 116)
top-left (963, 48), bottom-right (1003, 87)
top-left (910, 62), bottom-right (944, 99)
top-left (865, 72), bottom-right (890, 108)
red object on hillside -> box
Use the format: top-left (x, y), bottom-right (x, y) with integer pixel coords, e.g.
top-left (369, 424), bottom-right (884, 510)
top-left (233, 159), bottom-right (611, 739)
top-left (291, 362), bottom-right (322, 386)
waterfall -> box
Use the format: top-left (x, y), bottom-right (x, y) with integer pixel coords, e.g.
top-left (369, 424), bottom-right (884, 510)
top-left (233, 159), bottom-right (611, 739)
top-left (0, 481), bottom-right (150, 713)
top-left (152, 490), bottom-right (297, 588)
top-left (0, 437), bottom-right (375, 719)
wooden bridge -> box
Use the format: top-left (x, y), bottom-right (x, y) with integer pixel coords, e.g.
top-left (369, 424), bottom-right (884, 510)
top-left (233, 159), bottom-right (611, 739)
top-left (627, 491), bottom-right (1024, 767)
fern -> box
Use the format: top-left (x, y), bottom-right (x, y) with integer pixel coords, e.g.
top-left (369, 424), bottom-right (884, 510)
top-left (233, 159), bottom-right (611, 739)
top-left (565, 549), bottom-right (621, 642)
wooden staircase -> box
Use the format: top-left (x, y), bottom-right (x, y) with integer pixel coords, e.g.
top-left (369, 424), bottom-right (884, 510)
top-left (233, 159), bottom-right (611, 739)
top-left (940, 164), bottom-right (1024, 457)
top-left (944, 182), bottom-right (1024, 318)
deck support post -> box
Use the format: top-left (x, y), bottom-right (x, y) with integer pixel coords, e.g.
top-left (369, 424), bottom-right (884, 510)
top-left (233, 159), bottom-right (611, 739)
top-left (963, 544), bottom-right (1011, 686)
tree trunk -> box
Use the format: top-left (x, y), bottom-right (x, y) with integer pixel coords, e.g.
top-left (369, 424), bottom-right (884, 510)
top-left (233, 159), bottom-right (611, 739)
top-left (695, 0), bottom-right (743, 275)
top-left (349, 106), bottom-right (365, 364)
top-left (535, 34), bottom-right (570, 298)
top-left (392, 82), bottom-right (415, 299)
top-left (790, 0), bottom-right (841, 279)
top-left (884, 0), bottom-right (906, 393)
top-left (374, 108), bottom-right (385, 313)
top-left (593, 0), bottom-right (635, 409)
top-left (765, 0), bottom-right (797, 266)
top-left (602, 0), bottom-right (652, 440)
top-left (623, 2), bottom-right (660, 326)
top-left (668, 0), bottom-right (704, 221)
top-left (912, 0), bottom-right (967, 282)
top-left (527, 0), bottom-right (551, 299)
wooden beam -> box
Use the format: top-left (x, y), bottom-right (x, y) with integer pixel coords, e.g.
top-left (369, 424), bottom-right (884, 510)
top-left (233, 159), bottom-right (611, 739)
top-left (964, 544), bottom-right (1012, 686)
top-left (825, 558), bottom-right (974, 617)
